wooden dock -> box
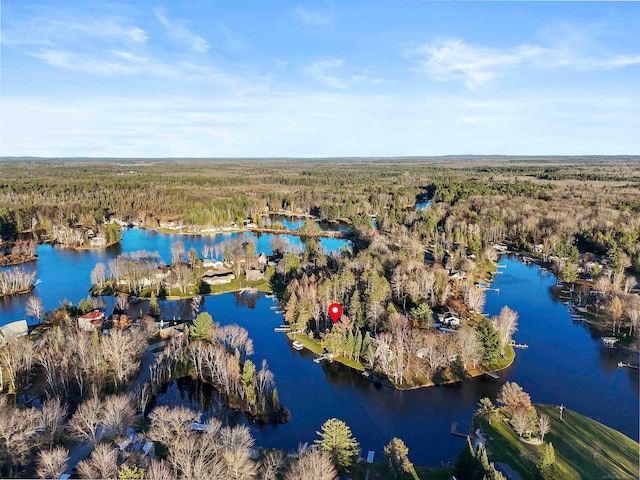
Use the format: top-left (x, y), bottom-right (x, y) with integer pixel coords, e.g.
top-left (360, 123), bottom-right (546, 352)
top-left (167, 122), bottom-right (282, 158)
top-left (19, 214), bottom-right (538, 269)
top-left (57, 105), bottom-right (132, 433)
top-left (483, 370), bottom-right (500, 379)
top-left (450, 422), bottom-right (469, 438)
top-left (510, 342), bottom-right (529, 349)
top-left (618, 362), bottom-right (640, 370)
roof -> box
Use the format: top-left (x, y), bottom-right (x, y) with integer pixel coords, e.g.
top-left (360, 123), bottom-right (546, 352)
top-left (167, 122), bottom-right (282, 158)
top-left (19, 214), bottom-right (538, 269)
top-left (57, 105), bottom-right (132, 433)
top-left (0, 319), bottom-right (29, 341)
top-left (78, 310), bottom-right (105, 320)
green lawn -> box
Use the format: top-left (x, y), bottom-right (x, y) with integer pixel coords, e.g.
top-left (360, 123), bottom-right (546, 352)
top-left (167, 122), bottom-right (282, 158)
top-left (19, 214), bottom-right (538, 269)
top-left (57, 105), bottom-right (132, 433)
top-left (482, 344), bottom-right (515, 371)
top-left (479, 404), bottom-right (639, 480)
top-left (287, 333), bottom-right (325, 355)
top-left (287, 333), bottom-right (364, 371)
top-left (349, 462), bottom-right (453, 480)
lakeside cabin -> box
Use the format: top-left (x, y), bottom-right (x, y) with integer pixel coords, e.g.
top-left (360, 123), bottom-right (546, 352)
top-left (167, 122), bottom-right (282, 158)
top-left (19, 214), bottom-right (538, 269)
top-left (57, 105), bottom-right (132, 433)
top-left (78, 310), bottom-right (106, 332)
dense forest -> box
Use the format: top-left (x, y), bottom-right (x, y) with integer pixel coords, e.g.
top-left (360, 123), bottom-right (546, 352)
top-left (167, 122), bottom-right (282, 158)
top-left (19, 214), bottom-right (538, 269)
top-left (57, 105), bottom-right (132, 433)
top-left (1, 158), bottom-right (638, 270)
top-left (1, 157), bottom-right (639, 478)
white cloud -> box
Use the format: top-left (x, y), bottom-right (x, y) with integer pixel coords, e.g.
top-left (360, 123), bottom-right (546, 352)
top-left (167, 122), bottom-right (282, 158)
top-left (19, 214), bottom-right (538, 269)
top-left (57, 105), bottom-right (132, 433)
top-left (3, 91), bottom-right (638, 157)
top-left (306, 58), bottom-right (350, 89)
top-left (155, 9), bottom-right (209, 52)
top-left (1, 15), bottom-right (147, 47)
top-left (405, 38), bottom-right (547, 88)
top-left (406, 37), bottom-right (640, 88)
top-left (305, 58), bottom-right (370, 90)
top-left (293, 6), bottom-right (333, 27)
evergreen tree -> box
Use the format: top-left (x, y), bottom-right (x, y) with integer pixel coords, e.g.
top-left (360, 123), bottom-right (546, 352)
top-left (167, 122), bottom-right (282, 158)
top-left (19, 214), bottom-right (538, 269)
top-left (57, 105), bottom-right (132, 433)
top-left (190, 312), bottom-right (214, 342)
top-left (354, 330), bottom-right (363, 362)
top-left (383, 437), bottom-right (413, 477)
top-left (149, 291), bottom-right (160, 316)
top-left (539, 443), bottom-right (560, 480)
top-left (314, 418), bottom-right (360, 470)
top-left (477, 317), bottom-right (500, 364)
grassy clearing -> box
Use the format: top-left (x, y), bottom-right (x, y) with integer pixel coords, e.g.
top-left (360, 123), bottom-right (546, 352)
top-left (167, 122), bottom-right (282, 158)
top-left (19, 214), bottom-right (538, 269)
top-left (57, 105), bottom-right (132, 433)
top-left (349, 462), bottom-right (453, 480)
top-left (483, 344), bottom-right (515, 371)
top-left (287, 333), bottom-right (324, 355)
top-left (287, 333), bottom-right (364, 371)
top-left (479, 404), bottom-right (639, 480)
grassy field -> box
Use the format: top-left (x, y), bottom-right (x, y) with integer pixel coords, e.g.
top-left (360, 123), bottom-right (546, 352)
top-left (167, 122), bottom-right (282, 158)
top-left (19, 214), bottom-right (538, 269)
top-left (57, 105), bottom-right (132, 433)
top-left (349, 461), bottom-right (453, 480)
top-left (287, 333), bottom-right (365, 371)
top-left (479, 404), bottom-right (639, 480)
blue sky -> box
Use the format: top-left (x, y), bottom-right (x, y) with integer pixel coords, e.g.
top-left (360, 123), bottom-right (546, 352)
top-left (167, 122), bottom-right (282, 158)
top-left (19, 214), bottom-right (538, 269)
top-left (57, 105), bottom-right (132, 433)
top-left (1, 1), bottom-right (639, 157)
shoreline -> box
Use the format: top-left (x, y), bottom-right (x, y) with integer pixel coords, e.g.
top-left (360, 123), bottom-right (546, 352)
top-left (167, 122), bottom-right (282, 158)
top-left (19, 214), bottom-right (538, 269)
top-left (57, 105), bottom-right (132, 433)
top-left (0, 254), bottom-right (38, 267)
top-left (0, 285), bottom-right (35, 298)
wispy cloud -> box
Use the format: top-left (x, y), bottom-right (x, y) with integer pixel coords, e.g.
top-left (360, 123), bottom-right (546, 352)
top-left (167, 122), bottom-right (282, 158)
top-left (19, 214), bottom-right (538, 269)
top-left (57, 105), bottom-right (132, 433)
top-left (405, 38), bottom-right (547, 88)
top-left (406, 37), bottom-right (640, 88)
top-left (306, 58), bottom-right (349, 89)
top-left (293, 6), bottom-right (333, 27)
top-left (1, 15), bottom-right (148, 47)
top-left (155, 8), bottom-right (209, 52)
top-left (305, 58), bottom-right (368, 89)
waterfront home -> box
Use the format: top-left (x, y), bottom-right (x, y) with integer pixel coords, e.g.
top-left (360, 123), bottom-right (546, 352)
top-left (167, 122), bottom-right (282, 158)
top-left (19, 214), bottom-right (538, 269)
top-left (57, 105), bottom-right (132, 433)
top-left (202, 259), bottom-right (224, 269)
top-left (78, 310), bottom-right (105, 331)
top-left (89, 235), bottom-right (107, 248)
top-left (202, 270), bottom-right (234, 285)
top-left (0, 319), bottom-right (28, 345)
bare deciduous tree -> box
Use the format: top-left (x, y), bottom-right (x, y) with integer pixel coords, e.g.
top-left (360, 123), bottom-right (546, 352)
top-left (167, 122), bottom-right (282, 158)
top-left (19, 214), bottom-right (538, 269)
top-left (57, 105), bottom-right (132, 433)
top-left (67, 396), bottom-right (102, 445)
top-left (41, 397), bottom-right (68, 448)
top-left (145, 459), bottom-right (176, 480)
top-left (36, 446), bottom-right (69, 479)
top-left (497, 381), bottom-right (532, 414)
top-left (538, 413), bottom-right (550, 442)
top-left (285, 448), bottom-right (337, 480)
top-left (259, 450), bottom-right (286, 480)
top-left (493, 306), bottom-right (519, 354)
top-left (90, 262), bottom-right (107, 289)
top-left (26, 296), bottom-right (44, 322)
top-left (0, 397), bottom-right (43, 476)
top-left (511, 407), bottom-right (532, 438)
top-left (101, 328), bottom-right (146, 389)
top-left (101, 394), bottom-right (136, 438)
top-left (77, 443), bottom-right (118, 480)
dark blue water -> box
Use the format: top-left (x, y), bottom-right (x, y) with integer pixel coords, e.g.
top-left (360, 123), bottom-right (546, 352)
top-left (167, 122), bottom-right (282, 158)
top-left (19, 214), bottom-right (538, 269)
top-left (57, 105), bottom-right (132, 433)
top-left (190, 255), bottom-right (637, 466)
top-left (415, 200), bottom-right (432, 210)
top-left (0, 228), bottom-right (351, 323)
top-left (1, 237), bottom-right (637, 466)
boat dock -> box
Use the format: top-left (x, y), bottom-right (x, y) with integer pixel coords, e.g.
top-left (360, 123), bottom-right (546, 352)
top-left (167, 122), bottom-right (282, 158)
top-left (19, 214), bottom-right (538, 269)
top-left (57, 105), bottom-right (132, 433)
top-left (274, 326), bottom-right (291, 332)
top-left (618, 362), bottom-right (640, 370)
top-left (602, 337), bottom-right (619, 348)
top-left (483, 370), bottom-right (500, 379)
top-left (450, 422), bottom-right (469, 438)
top-left (510, 342), bottom-right (529, 349)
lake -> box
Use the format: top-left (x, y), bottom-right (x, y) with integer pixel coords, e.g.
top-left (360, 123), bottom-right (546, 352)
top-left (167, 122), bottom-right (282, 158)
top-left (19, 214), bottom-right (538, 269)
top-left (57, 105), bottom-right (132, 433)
top-left (0, 231), bottom-right (637, 467)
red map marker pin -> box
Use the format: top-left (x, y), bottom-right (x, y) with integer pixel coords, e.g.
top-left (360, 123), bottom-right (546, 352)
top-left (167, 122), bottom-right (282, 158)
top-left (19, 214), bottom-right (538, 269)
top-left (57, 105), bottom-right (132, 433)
top-left (328, 303), bottom-right (342, 323)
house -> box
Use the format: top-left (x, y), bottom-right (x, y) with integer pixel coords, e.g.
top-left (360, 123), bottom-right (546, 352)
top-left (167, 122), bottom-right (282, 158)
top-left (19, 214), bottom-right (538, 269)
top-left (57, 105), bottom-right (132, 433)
top-left (257, 253), bottom-right (268, 268)
top-left (202, 270), bottom-right (234, 285)
top-left (78, 310), bottom-right (105, 331)
top-left (89, 235), bottom-right (107, 248)
top-left (245, 268), bottom-right (265, 281)
top-left (533, 244), bottom-right (544, 253)
top-left (202, 259), bottom-right (224, 269)
top-left (0, 319), bottom-right (28, 345)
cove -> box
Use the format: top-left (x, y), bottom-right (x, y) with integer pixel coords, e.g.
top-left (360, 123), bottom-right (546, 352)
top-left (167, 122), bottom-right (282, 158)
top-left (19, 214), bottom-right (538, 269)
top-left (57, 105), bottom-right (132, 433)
top-left (0, 231), bottom-right (637, 467)
top-left (162, 255), bottom-right (638, 467)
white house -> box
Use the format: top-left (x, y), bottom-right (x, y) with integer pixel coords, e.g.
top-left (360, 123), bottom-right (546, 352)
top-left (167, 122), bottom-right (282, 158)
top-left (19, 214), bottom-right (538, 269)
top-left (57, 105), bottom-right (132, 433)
top-left (0, 319), bottom-right (28, 345)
